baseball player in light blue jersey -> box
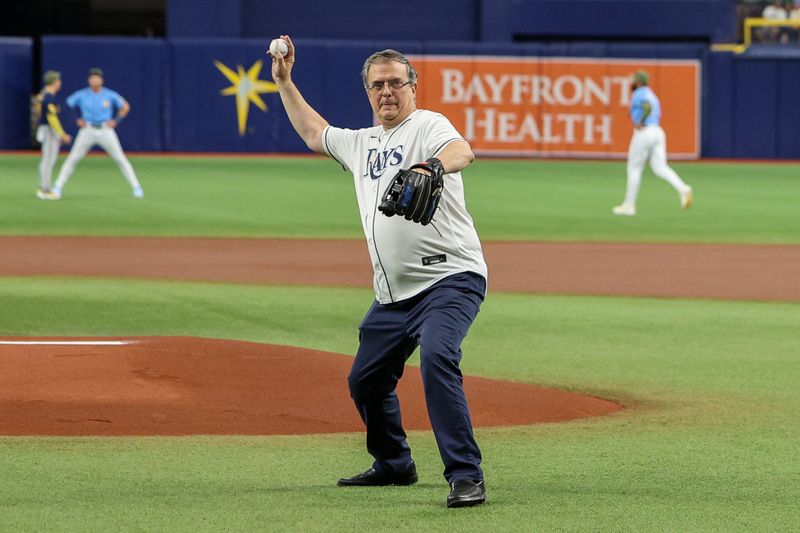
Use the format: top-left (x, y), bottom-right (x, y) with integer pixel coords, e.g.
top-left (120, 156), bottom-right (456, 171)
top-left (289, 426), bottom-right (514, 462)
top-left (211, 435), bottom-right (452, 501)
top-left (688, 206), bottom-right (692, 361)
top-left (51, 68), bottom-right (143, 199)
top-left (612, 70), bottom-right (692, 216)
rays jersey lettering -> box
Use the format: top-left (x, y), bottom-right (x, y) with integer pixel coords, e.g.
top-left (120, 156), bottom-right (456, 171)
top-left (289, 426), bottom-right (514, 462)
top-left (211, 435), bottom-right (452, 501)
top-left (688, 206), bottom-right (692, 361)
top-left (364, 145), bottom-right (404, 180)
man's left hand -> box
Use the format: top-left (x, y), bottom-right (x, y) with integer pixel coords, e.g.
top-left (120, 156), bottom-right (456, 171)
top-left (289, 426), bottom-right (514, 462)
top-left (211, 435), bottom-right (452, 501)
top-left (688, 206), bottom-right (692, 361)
top-left (378, 158), bottom-right (445, 225)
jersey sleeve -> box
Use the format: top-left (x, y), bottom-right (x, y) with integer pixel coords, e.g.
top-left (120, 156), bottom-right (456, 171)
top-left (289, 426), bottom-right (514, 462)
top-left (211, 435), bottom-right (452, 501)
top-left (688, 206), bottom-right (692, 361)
top-left (629, 92), bottom-right (642, 123)
top-left (65, 91), bottom-right (81, 109)
top-left (107, 89), bottom-right (127, 108)
top-left (45, 102), bottom-right (67, 136)
top-left (321, 125), bottom-right (358, 172)
top-left (422, 112), bottom-right (467, 159)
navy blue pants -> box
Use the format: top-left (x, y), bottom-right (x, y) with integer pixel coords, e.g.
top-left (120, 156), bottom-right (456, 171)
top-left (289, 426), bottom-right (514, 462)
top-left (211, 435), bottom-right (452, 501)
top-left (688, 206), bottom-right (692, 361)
top-left (347, 271), bottom-right (486, 482)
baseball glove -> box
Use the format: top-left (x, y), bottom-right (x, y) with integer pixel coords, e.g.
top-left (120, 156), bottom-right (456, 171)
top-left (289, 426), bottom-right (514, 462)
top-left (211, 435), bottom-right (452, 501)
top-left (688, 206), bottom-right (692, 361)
top-left (378, 158), bottom-right (444, 225)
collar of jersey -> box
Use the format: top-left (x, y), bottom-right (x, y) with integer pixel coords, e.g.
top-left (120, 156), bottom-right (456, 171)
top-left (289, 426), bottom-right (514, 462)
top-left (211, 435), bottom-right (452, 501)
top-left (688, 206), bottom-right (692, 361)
top-left (381, 109), bottom-right (419, 134)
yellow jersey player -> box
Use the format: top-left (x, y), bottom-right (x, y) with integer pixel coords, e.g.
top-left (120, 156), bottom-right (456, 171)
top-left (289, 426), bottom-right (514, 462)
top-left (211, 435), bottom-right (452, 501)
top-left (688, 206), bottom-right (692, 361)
top-left (35, 70), bottom-right (71, 200)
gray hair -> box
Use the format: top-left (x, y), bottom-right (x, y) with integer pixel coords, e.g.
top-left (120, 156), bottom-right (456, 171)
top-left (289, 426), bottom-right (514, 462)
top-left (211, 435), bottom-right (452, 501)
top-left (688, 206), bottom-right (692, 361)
top-left (360, 49), bottom-right (418, 87)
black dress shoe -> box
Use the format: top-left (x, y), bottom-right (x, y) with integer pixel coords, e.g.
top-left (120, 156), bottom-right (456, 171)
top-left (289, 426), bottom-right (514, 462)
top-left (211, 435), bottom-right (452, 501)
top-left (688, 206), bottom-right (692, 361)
top-left (337, 463), bottom-right (418, 487)
top-left (447, 479), bottom-right (486, 508)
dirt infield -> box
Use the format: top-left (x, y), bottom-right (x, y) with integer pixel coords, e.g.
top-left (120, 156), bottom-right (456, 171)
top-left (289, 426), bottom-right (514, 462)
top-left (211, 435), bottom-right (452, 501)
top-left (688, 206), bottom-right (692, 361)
top-left (3, 235), bottom-right (796, 436)
top-left (2, 236), bottom-right (799, 301)
top-left (0, 337), bottom-right (621, 436)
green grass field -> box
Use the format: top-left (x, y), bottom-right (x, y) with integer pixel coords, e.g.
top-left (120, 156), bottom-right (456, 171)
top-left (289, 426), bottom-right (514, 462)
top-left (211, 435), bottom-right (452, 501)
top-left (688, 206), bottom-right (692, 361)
top-left (1, 153), bottom-right (799, 531)
top-left (2, 153), bottom-right (799, 243)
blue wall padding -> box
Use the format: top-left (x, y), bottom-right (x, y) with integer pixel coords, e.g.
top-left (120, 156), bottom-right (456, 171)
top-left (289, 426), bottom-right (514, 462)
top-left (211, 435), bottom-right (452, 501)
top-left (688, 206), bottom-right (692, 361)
top-left (167, 0), bottom-right (241, 38)
top-left (167, 39), bottom-right (376, 152)
top-left (241, 0), bottom-right (479, 41)
top-left (508, 0), bottom-right (734, 42)
top-left (776, 60), bottom-right (800, 159)
top-left (727, 56), bottom-right (800, 159)
top-left (13, 35), bottom-right (800, 158)
top-left (168, 0), bottom-right (482, 41)
top-left (41, 36), bottom-right (166, 151)
top-left (166, 0), bottom-right (735, 43)
top-left (703, 51), bottom-right (735, 157)
top-left (478, 0), bottom-right (514, 41)
top-left (734, 59), bottom-right (777, 158)
top-left (0, 38), bottom-right (33, 149)
top-left (167, 39), bottom-right (286, 152)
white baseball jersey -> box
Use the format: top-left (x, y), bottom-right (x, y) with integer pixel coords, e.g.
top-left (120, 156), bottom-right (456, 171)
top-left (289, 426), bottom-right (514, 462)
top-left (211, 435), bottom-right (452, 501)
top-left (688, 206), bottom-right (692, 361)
top-left (322, 109), bottom-right (488, 304)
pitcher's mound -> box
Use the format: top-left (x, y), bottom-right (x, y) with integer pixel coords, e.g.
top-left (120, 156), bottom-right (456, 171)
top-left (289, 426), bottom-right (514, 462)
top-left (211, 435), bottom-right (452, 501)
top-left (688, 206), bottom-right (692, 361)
top-left (0, 337), bottom-right (622, 436)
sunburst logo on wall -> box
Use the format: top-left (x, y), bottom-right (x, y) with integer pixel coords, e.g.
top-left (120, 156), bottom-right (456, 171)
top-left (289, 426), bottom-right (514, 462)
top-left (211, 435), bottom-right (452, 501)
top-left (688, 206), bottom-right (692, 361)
top-left (214, 60), bottom-right (279, 136)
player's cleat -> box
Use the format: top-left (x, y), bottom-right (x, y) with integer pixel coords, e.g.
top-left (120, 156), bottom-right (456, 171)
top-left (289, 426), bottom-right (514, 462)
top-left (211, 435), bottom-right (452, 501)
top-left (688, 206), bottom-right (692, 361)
top-left (133, 186), bottom-right (144, 199)
top-left (680, 186), bottom-right (693, 210)
top-left (447, 479), bottom-right (487, 508)
top-left (49, 187), bottom-right (62, 200)
top-left (35, 188), bottom-right (58, 200)
top-left (612, 203), bottom-right (636, 216)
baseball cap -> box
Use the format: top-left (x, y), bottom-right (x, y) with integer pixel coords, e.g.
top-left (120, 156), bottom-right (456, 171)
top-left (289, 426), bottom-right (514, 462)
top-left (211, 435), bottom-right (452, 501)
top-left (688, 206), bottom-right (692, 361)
top-left (43, 70), bottom-right (61, 85)
top-left (632, 70), bottom-right (650, 85)
top-left (88, 67), bottom-right (104, 77)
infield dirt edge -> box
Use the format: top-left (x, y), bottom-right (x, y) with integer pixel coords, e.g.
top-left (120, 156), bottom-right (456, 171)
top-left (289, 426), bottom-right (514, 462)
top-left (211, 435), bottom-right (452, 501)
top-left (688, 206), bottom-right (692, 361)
top-left (0, 336), bottom-right (623, 436)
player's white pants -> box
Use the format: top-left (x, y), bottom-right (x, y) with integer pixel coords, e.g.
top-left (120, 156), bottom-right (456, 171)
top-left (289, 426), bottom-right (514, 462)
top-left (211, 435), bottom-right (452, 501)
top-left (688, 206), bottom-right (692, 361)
top-left (53, 125), bottom-right (141, 192)
top-left (623, 125), bottom-right (689, 206)
top-left (36, 125), bottom-right (61, 191)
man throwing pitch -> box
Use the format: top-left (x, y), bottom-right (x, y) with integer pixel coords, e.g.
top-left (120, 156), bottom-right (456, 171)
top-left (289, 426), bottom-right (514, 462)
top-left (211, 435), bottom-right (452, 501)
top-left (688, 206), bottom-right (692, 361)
top-left (270, 36), bottom-right (488, 508)
top-left (613, 70), bottom-right (692, 216)
top-left (52, 68), bottom-right (143, 199)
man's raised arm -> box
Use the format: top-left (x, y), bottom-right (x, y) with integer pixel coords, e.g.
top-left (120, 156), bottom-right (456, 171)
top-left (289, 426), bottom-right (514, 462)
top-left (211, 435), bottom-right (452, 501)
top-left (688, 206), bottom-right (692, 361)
top-left (270, 35), bottom-right (328, 154)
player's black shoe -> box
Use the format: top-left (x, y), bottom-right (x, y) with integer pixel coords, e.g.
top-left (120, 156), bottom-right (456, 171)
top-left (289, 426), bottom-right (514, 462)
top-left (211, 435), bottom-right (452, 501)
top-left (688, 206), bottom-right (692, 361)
top-left (446, 479), bottom-right (486, 508)
top-left (337, 462), bottom-right (418, 486)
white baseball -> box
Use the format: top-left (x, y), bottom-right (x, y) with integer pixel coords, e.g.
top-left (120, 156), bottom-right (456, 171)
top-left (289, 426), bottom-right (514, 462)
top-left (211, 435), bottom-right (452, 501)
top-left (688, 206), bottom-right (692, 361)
top-left (269, 38), bottom-right (288, 58)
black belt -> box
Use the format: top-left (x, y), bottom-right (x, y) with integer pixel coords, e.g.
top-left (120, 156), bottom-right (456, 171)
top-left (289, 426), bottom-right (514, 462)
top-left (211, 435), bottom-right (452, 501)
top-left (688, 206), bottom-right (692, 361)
top-left (89, 123), bottom-right (104, 128)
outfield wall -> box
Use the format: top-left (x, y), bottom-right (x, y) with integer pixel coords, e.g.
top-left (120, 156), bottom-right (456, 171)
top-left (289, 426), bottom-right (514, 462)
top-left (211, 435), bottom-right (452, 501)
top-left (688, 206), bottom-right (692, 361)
top-left (0, 38), bottom-right (33, 150)
top-left (705, 51), bottom-right (800, 159)
top-left (1, 36), bottom-right (796, 158)
top-left (166, 0), bottom-right (734, 43)
top-left (504, 0), bottom-right (734, 42)
top-left (40, 37), bottom-right (166, 152)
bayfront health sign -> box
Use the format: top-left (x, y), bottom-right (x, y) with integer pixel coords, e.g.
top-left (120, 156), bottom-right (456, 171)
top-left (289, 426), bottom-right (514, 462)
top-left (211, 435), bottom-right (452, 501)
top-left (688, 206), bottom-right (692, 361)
top-left (412, 56), bottom-right (700, 159)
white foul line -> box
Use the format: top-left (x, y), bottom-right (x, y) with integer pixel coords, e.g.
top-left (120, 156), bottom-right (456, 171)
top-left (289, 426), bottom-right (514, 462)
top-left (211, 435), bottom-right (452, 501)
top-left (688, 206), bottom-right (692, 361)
top-left (0, 341), bottom-right (133, 346)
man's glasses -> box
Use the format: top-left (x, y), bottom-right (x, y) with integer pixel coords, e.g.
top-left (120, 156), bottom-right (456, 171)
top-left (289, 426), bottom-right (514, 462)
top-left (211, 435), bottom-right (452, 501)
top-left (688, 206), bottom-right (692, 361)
top-left (367, 79), bottom-right (413, 93)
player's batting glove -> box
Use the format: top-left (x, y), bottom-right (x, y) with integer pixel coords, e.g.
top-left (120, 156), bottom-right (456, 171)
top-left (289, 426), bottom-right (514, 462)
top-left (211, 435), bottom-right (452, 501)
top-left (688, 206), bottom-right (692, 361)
top-left (378, 158), bottom-right (444, 226)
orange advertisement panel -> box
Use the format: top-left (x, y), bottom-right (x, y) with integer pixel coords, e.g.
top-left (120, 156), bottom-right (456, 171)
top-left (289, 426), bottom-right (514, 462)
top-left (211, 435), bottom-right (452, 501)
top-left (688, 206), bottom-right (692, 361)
top-left (412, 56), bottom-right (701, 159)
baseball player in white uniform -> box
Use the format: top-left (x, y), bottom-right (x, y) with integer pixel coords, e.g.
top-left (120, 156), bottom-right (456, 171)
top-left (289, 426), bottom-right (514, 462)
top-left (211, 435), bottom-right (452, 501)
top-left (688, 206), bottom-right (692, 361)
top-left (51, 68), bottom-right (143, 199)
top-left (613, 70), bottom-right (692, 216)
top-left (35, 70), bottom-right (72, 200)
top-left (270, 36), bottom-right (488, 508)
